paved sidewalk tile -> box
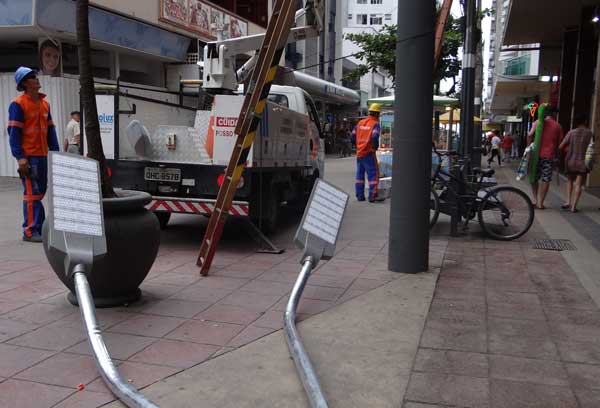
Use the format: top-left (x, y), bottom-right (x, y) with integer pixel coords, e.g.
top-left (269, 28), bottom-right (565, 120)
top-left (14, 353), bottom-right (100, 388)
top-left (490, 379), bottom-right (577, 408)
top-left (53, 391), bottom-right (115, 408)
top-left (405, 372), bottom-right (490, 407)
top-left (166, 319), bottom-right (245, 346)
top-left (405, 179), bottom-right (600, 408)
top-left (0, 379), bottom-right (73, 408)
top-left (129, 339), bottom-right (219, 369)
top-left (0, 343), bottom-right (55, 377)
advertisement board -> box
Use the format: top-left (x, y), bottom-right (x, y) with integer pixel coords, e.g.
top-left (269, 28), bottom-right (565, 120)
top-left (83, 95), bottom-right (115, 159)
top-left (160, 0), bottom-right (247, 40)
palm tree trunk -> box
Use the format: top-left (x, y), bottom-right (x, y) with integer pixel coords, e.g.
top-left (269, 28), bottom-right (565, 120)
top-left (76, 0), bottom-right (114, 197)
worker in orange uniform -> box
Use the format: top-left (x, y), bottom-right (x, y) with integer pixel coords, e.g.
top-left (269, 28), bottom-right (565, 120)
top-left (352, 104), bottom-right (382, 202)
top-left (7, 67), bottom-right (60, 242)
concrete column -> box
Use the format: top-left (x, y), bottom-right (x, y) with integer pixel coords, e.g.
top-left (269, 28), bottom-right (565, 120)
top-left (571, 6), bottom-right (599, 123)
top-left (388, 0), bottom-right (434, 273)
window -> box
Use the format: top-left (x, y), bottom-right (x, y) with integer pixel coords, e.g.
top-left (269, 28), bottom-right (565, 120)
top-left (504, 55), bottom-right (531, 76)
top-left (267, 94), bottom-right (289, 108)
top-left (348, 13), bottom-right (352, 20)
top-left (384, 13), bottom-right (392, 21)
top-left (357, 0), bottom-right (367, 4)
top-left (356, 14), bottom-right (367, 25)
top-left (370, 14), bottom-right (383, 25)
top-left (304, 95), bottom-right (323, 137)
top-left (371, 0), bottom-right (382, 4)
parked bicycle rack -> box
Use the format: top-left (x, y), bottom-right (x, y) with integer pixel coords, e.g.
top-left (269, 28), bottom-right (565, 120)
top-left (43, 153), bottom-right (159, 408)
top-left (286, 179), bottom-right (349, 408)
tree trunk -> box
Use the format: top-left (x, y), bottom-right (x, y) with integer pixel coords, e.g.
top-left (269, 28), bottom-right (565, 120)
top-left (76, 0), bottom-right (114, 197)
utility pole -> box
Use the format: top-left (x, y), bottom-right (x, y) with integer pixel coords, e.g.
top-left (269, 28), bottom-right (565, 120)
top-left (389, 0), bottom-right (435, 273)
top-left (473, 0), bottom-right (484, 165)
top-left (459, 0), bottom-right (477, 161)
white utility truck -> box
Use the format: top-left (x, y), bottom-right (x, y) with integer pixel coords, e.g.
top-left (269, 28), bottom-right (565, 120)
top-left (108, 0), bottom-right (358, 232)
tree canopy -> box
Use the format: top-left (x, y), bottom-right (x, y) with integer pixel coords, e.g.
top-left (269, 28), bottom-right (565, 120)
top-left (344, 5), bottom-right (488, 96)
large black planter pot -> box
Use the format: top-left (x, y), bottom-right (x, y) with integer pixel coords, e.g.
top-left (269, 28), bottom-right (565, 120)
top-left (43, 190), bottom-right (160, 308)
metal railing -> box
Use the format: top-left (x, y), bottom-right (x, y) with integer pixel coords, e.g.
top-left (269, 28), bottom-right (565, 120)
top-left (283, 256), bottom-right (329, 408)
top-left (73, 265), bottom-right (159, 408)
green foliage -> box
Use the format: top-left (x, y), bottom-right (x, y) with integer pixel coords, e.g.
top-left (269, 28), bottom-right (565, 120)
top-left (344, 4), bottom-right (491, 96)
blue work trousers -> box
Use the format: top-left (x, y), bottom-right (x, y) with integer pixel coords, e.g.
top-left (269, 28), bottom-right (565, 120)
top-left (355, 153), bottom-right (379, 201)
top-left (21, 156), bottom-right (47, 238)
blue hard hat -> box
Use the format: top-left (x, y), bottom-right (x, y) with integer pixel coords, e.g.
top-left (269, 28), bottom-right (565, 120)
top-left (15, 66), bottom-right (35, 91)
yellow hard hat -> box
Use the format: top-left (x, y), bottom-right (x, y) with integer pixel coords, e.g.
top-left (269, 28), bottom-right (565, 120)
top-left (368, 103), bottom-right (382, 113)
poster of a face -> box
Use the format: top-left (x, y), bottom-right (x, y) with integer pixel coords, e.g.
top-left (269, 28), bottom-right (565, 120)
top-left (38, 39), bottom-right (62, 77)
top-left (162, 0), bottom-right (187, 25)
top-left (189, 0), bottom-right (211, 37)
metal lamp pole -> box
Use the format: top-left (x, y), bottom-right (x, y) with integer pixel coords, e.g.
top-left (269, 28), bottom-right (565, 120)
top-left (389, 0), bottom-right (435, 273)
top-left (459, 0), bottom-right (477, 161)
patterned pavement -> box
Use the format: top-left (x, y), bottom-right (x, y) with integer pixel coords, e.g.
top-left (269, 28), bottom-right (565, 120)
top-left (0, 234), bottom-right (433, 407)
top-left (403, 165), bottom-right (600, 408)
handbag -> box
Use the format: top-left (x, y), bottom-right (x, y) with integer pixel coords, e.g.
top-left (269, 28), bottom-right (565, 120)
top-left (585, 139), bottom-right (595, 171)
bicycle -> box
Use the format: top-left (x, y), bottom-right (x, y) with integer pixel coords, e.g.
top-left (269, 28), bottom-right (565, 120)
top-left (430, 145), bottom-right (534, 241)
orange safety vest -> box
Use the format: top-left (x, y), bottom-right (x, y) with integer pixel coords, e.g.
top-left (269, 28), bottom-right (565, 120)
top-left (355, 116), bottom-right (379, 158)
top-left (10, 93), bottom-right (53, 157)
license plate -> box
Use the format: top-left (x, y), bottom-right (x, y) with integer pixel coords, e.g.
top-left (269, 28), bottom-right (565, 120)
top-left (144, 167), bottom-right (181, 183)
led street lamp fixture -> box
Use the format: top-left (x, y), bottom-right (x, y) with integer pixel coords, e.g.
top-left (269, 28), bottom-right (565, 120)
top-left (294, 179), bottom-right (349, 262)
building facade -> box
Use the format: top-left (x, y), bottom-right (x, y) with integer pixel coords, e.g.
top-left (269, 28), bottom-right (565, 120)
top-left (491, 0), bottom-right (600, 188)
top-left (338, 0), bottom-right (395, 99)
top-left (486, 0), bottom-right (546, 120)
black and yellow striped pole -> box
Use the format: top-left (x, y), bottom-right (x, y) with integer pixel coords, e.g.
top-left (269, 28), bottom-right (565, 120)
top-left (197, 0), bottom-right (296, 276)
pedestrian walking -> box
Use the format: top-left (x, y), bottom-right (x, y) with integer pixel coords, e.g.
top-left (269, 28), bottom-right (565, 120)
top-left (559, 114), bottom-right (593, 213)
top-left (487, 131), bottom-right (502, 167)
top-left (352, 104), bottom-right (381, 202)
top-left (511, 133), bottom-right (520, 159)
top-left (64, 111), bottom-right (81, 154)
top-left (501, 133), bottom-right (514, 162)
top-left (526, 107), bottom-right (563, 209)
top-left (7, 67), bottom-right (60, 242)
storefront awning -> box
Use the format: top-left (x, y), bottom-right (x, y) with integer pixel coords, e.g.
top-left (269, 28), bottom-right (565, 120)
top-left (504, 0), bottom-right (594, 45)
top-left (490, 76), bottom-right (551, 115)
top-left (367, 95), bottom-right (459, 107)
top-left (437, 108), bottom-right (482, 124)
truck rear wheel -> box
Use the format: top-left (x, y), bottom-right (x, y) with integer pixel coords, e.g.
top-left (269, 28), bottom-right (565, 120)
top-left (154, 212), bottom-right (171, 229)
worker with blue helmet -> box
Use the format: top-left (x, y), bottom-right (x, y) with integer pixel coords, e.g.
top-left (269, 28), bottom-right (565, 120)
top-left (7, 66), bottom-right (60, 242)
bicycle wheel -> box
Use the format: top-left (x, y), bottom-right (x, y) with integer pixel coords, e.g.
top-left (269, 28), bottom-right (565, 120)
top-left (430, 187), bottom-right (440, 229)
top-left (478, 186), bottom-right (534, 240)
